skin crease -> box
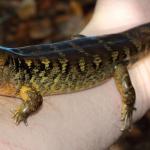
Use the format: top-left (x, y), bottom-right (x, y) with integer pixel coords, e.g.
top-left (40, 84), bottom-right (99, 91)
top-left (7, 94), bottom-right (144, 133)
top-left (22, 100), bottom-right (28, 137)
top-left (0, 0), bottom-right (150, 150)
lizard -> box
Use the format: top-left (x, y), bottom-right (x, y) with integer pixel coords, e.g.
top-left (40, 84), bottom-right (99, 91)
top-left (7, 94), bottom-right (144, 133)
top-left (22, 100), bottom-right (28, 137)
top-left (0, 23), bottom-right (149, 130)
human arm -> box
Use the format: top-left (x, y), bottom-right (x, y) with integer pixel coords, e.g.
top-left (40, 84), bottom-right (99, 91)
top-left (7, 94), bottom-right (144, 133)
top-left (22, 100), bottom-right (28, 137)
top-left (0, 0), bottom-right (150, 150)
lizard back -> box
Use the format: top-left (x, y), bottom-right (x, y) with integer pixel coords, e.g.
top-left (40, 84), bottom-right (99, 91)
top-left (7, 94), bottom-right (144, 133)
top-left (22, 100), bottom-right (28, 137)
top-left (0, 23), bottom-right (149, 96)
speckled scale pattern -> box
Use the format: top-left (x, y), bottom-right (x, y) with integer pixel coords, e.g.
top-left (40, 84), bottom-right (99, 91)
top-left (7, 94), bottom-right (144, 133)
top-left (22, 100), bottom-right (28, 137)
top-left (0, 22), bottom-right (149, 128)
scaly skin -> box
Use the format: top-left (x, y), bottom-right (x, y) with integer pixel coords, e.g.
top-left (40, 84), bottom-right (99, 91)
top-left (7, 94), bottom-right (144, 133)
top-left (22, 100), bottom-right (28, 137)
top-left (0, 23), bottom-right (149, 130)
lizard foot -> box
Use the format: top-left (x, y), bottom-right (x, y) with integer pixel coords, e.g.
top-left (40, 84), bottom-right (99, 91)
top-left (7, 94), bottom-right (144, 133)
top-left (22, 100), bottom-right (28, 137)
top-left (120, 105), bottom-right (136, 131)
top-left (12, 85), bottom-right (43, 125)
top-left (12, 102), bottom-right (30, 125)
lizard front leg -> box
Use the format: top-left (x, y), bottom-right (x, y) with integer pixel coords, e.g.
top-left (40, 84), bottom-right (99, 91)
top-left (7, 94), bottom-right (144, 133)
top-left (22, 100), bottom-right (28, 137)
top-left (12, 85), bottom-right (43, 124)
top-left (114, 64), bottom-right (136, 131)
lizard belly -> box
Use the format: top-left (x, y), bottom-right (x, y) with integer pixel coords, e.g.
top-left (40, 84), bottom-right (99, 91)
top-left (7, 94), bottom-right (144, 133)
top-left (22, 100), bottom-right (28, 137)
top-left (0, 83), bottom-right (17, 97)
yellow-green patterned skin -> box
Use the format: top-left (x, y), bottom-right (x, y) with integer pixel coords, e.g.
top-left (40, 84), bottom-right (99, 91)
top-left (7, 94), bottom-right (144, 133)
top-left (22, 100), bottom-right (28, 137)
top-left (0, 23), bottom-right (149, 130)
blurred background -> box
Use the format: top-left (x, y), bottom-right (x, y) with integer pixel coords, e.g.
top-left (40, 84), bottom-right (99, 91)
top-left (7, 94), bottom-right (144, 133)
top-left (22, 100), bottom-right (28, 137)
top-left (0, 0), bottom-right (95, 47)
top-left (0, 0), bottom-right (150, 150)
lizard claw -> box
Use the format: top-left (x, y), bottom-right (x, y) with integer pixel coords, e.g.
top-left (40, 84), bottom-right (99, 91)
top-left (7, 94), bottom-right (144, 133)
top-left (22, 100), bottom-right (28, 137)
top-left (11, 104), bottom-right (29, 125)
top-left (120, 106), bottom-right (136, 131)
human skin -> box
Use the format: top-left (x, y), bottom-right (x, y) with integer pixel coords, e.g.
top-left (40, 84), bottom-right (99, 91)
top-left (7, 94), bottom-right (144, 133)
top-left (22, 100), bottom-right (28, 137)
top-left (0, 0), bottom-right (150, 150)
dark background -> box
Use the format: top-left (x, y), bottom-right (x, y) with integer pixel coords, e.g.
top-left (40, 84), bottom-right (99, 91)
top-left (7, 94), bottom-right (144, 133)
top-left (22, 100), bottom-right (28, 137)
top-left (0, 1), bottom-right (150, 149)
